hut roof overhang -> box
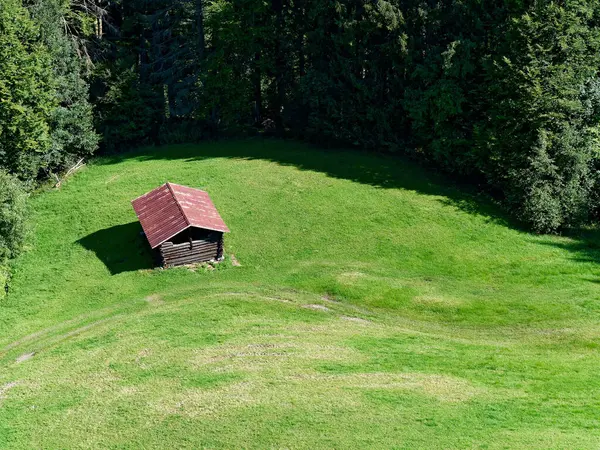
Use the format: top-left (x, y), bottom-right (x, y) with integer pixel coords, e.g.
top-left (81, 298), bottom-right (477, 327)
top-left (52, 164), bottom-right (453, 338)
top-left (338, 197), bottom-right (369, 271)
top-left (132, 182), bottom-right (230, 249)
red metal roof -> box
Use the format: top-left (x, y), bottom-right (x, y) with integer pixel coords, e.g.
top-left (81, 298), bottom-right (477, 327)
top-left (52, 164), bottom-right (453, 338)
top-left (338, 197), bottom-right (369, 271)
top-left (132, 183), bottom-right (230, 249)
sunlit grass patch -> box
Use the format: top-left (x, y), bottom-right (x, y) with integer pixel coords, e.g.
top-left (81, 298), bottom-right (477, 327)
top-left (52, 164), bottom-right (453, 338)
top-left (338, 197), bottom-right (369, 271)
top-left (1, 140), bottom-right (600, 448)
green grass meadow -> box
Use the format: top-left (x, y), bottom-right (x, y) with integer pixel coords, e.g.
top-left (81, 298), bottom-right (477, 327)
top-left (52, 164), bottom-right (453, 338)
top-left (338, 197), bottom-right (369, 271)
top-left (1, 140), bottom-right (600, 448)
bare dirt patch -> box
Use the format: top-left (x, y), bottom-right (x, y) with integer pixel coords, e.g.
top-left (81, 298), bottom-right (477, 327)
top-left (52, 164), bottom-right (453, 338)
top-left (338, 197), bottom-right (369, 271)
top-left (302, 304), bottom-right (331, 312)
top-left (16, 352), bottom-right (35, 363)
top-left (321, 294), bottom-right (340, 303)
top-left (262, 295), bottom-right (292, 304)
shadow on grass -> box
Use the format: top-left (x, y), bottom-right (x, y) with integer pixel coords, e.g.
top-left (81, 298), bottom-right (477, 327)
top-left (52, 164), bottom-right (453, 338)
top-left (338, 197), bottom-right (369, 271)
top-left (101, 138), bottom-right (517, 226)
top-left (537, 227), bottom-right (600, 266)
top-left (77, 222), bottom-right (154, 275)
top-left (99, 138), bottom-right (600, 264)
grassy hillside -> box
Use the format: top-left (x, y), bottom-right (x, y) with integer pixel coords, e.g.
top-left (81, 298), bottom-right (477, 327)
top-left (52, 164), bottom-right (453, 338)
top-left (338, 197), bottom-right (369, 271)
top-left (1, 140), bottom-right (600, 448)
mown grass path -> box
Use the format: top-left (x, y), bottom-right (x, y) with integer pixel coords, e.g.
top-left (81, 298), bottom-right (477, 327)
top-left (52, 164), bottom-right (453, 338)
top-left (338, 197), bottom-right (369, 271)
top-left (1, 140), bottom-right (600, 448)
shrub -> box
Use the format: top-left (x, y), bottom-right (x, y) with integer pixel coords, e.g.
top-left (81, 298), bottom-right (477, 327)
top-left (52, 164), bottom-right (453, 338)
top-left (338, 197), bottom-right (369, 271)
top-left (0, 170), bottom-right (28, 264)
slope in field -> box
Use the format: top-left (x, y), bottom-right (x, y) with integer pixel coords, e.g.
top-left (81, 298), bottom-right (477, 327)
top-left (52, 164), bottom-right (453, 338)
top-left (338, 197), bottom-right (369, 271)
top-left (1, 140), bottom-right (599, 448)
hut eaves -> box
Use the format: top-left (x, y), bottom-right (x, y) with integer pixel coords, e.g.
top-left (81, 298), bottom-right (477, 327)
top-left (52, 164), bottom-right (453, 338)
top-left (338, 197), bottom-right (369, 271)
top-left (132, 182), bottom-right (230, 249)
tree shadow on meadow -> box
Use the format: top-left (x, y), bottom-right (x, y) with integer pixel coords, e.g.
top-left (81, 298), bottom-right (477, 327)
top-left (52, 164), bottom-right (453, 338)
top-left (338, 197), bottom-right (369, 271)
top-left (534, 227), bottom-right (600, 268)
top-left (77, 222), bottom-right (155, 275)
top-left (102, 138), bottom-right (514, 224)
top-left (99, 138), bottom-right (600, 266)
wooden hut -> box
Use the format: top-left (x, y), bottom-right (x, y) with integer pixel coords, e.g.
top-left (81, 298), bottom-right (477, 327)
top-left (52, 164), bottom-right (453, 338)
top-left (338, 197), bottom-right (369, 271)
top-left (132, 183), bottom-right (230, 267)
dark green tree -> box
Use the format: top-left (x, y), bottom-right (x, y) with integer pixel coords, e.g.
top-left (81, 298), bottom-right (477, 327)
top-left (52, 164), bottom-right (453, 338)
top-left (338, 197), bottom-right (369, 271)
top-left (0, 0), bottom-right (57, 179)
top-left (477, 0), bottom-right (600, 231)
top-left (87, 0), bottom-right (600, 233)
top-left (30, 0), bottom-right (99, 173)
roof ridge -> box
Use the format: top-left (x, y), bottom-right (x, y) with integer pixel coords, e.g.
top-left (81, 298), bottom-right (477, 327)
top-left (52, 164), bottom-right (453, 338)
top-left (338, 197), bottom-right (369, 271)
top-left (169, 182), bottom-right (208, 193)
top-left (165, 182), bottom-right (190, 227)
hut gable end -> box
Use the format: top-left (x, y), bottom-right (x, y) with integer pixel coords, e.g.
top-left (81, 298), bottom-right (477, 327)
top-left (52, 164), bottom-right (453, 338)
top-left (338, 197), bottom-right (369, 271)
top-left (132, 183), bottom-right (229, 249)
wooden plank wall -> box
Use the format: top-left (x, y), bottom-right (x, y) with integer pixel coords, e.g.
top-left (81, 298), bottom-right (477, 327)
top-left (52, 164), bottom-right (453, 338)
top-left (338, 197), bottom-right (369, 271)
top-left (160, 233), bottom-right (223, 267)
